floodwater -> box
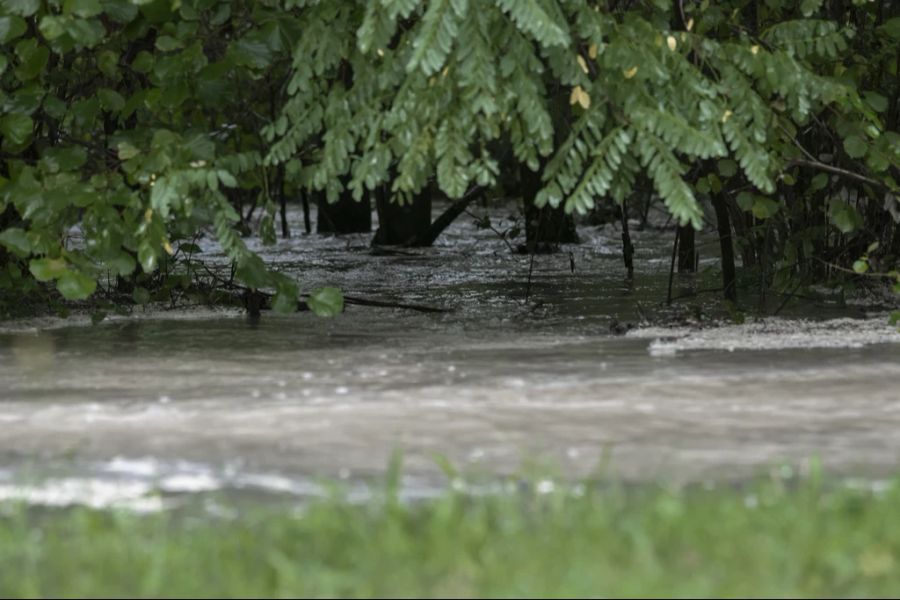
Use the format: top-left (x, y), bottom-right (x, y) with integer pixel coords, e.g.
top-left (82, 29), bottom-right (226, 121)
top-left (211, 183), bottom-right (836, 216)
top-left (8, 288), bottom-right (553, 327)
top-left (1, 203), bottom-right (899, 510)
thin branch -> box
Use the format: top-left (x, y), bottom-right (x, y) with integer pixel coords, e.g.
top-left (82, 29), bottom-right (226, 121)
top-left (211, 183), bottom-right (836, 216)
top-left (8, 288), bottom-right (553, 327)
top-left (786, 159), bottom-right (891, 192)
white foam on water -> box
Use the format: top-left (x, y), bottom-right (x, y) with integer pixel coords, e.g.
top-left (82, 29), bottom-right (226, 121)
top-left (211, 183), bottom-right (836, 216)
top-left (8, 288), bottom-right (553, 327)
top-left (0, 479), bottom-right (163, 512)
top-left (630, 316), bottom-right (900, 355)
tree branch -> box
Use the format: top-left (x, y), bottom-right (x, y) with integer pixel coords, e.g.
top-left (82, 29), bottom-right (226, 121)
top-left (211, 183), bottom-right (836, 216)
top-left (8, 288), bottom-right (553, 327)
top-left (785, 159), bottom-right (891, 192)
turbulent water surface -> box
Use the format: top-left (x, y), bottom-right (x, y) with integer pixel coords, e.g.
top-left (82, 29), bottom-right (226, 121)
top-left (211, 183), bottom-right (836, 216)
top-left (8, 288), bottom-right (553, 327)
top-left (1, 205), bottom-right (898, 510)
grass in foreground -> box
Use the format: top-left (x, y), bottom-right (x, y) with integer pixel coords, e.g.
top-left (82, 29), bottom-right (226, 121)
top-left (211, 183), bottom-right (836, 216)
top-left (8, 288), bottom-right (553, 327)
top-left (1, 474), bottom-right (899, 598)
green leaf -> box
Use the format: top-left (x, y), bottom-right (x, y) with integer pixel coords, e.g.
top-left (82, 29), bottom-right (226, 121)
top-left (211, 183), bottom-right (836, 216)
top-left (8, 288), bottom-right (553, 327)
top-left (828, 199), bottom-right (863, 234)
top-left (2, 0), bottom-right (40, 17)
top-left (117, 141), bottom-right (140, 160)
top-left (307, 287), bottom-right (344, 317)
top-left (38, 16), bottom-right (68, 40)
top-left (217, 169), bottom-right (238, 188)
top-left (29, 257), bottom-right (68, 282)
top-left (0, 227), bottom-right (31, 256)
top-left (107, 252), bottom-right (136, 276)
top-left (0, 16), bottom-right (27, 43)
top-left (131, 51), bottom-right (154, 73)
top-left (57, 270), bottom-right (97, 300)
top-left (138, 242), bottom-right (157, 273)
top-left (271, 279), bottom-right (299, 314)
top-left (63, 17), bottom-right (105, 48)
top-left (800, 0), bottom-right (823, 17)
top-left (42, 146), bottom-right (88, 172)
top-left (235, 254), bottom-right (270, 289)
top-left (133, 286), bottom-right (151, 305)
top-left (155, 35), bottom-right (183, 52)
top-left (0, 113), bottom-right (33, 146)
top-left (843, 135), bottom-right (867, 159)
top-left (102, 0), bottom-right (138, 22)
top-left (717, 159), bottom-right (738, 178)
top-left (14, 39), bottom-right (49, 81)
top-left (229, 37), bottom-right (273, 70)
top-left (864, 92), bottom-right (889, 114)
top-left (810, 173), bottom-right (829, 191)
top-left (880, 18), bottom-right (900, 41)
top-left (98, 88), bottom-right (126, 111)
top-left (63, 0), bottom-right (103, 17)
top-left (751, 197), bottom-right (781, 220)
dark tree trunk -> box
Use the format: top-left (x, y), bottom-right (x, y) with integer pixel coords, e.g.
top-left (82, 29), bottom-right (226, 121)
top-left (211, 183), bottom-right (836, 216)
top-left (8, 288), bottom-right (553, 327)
top-left (0, 205), bottom-right (15, 268)
top-left (520, 164), bottom-right (578, 250)
top-left (405, 188), bottom-right (482, 247)
top-left (712, 192), bottom-right (737, 302)
top-left (677, 224), bottom-right (696, 272)
top-left (276, 165), bottom-right (290, 239)
top-left (743, 2), bottom-right (758, 35)
top-left (316, 189), bottom-right (373, 235)
top-left (726, 196), bottom-right (756, 269)
top-left (621, 199), bottom-right (634, 279)
top-left (301, 190), bottom-right (311, 234)
top-left (372, 185), bottom-right (432, 245)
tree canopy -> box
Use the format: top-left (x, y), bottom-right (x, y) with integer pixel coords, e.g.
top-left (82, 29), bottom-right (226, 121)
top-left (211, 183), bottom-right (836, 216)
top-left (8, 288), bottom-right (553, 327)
top-left (1, 0), bottom-right (898, 315)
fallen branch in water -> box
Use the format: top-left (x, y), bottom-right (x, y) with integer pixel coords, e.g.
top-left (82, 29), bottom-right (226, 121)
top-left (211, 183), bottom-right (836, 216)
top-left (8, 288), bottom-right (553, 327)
top-left (339, 294), bottom-right (451, 313)
top-left (239, 286), bottom-right (451, 316)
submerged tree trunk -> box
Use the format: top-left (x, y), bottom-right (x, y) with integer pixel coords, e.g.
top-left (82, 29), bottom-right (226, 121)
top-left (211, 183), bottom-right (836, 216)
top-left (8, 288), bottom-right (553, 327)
top-left (677, 224), bottom-right (696, 272)
top-left (621, 199), bottom-right (634, 279)
top-left (520, 164), bottom-right (578, 251)
top-left (316, 189), bottom-right (373, 235)
top-left (0, 205), bottom-right (15, 269)
top-left (301, 190), bottom-right (311, 234)
top-left (276, 165), bottom-right (290, 239)
top-left (372, 185), bottom-right (432, 246)
top-left (405, 187), bottom-right (482, 247)
top-left (727, 196), bottom-right (756, 270)
top-left (712, 192), bottom-right (737, 302)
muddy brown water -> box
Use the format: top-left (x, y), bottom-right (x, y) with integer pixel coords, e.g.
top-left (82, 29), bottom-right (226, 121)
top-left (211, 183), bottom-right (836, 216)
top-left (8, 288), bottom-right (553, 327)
top-left (1, 205), bottom-right (898, 510)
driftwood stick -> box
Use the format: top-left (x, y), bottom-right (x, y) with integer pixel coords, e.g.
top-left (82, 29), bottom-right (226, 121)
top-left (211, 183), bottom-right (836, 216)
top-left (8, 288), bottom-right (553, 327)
top-left (340, 294), bottom-right (450, 313)
top-left (239, 286), bottom-right (451, 315)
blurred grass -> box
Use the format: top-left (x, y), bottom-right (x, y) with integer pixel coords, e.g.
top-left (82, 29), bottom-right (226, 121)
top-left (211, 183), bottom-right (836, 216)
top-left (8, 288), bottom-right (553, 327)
top-left (1, 473), bottom-right (899, 598)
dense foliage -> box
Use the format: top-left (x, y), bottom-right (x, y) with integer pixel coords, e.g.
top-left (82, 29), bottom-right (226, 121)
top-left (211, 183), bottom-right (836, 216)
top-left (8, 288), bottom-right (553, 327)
top-left (1, 0), bottom-right (898, 315)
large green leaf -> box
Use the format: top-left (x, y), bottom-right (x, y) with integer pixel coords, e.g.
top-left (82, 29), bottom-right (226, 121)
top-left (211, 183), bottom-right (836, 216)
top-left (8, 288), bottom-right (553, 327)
top-left (29, 258), bottom-right (68, 282)
top-left (843, 136), bottom-right (868, 159)
top-left (751, 197), bottom-right (781, 220)
top-left (307, 287), bottom-right (344, 317)
top-left (828, 200), bottom-right (863, 234)
top-left (0, 113), bottom-right (33, 146)
top-left (235, 254), bottom-right (271, 289)
top-left (1, 0), bottom-right (41, 17)
top-left (41, 146), bottom-right (88, 173)
top-left (14, 39), bottom-right (50, 80)
top-left (271, 278), bottom-right (299, 314)
top-left (63, 0), bottom-right (103, 18)
top-left (800, 0), bottom-right (823, 17)
top-left (38, 16), bottom-right (67, 40)
top-left (0, 228), bottom-right (31, 256)
top-left (0, 15), bottom-right (27, 43)
top-left (57, 270), bottom-right (97, 300)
